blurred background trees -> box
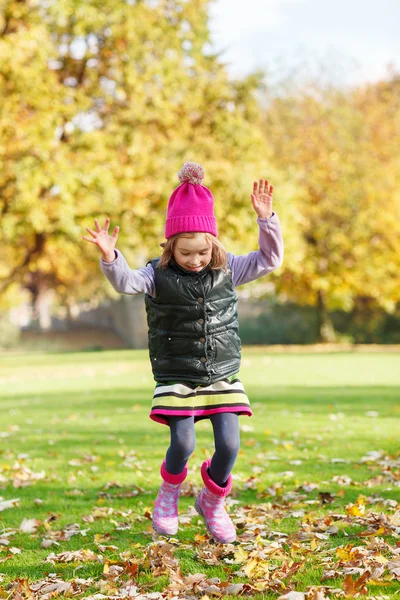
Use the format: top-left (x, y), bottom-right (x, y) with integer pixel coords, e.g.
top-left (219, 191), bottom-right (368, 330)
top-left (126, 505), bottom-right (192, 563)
top-left (1, 0), bottom-right (399, 344)
top-left (261, 75), bottom-right (400, 340)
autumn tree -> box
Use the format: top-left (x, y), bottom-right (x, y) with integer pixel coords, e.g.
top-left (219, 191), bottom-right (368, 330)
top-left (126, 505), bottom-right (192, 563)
top-left (0, 0), bottom-right (268, 326)
top-left (261, 72), bottom-right (400, 341)
top-left (0, 0), bottom-right (72, 321)
top-left (350, 74), bottom-right (400, 316)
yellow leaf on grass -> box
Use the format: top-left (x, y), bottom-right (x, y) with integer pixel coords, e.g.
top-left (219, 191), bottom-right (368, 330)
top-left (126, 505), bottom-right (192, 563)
top-left (346, 503), bottom-right (365, 516)
top-left (310, 539), bottom-right (319, 551)
top-left (94, 533), bottom-right (109, 544)
top-left (375, 526), bottom-right (386, 535)
top-left (336, 545), bottom-right (357, 561)
top-left (283, 443), bottom-right (293, 450)
top-left (234, 546), bottom-right (249, 563)
top-left (244, 558), bottom-right (260, 577)
top-left (374, 555), bottom-right (389, 564)
top-left (346, 495), bottom-right (366, 516)
top-left (253, 579), bottom-right (272, 590)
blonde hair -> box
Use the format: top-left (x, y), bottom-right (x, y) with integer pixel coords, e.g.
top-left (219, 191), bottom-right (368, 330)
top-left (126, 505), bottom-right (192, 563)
top-left (158, 232), bottom-right (228, 270)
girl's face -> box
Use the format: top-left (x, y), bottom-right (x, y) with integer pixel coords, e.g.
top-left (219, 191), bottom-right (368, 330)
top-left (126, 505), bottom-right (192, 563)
top-left (174, 234), bottom-right (213, 272)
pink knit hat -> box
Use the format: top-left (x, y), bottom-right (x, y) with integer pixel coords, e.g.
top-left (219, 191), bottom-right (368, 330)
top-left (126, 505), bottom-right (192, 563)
top-left (165, 162), bottom-right (217, 239)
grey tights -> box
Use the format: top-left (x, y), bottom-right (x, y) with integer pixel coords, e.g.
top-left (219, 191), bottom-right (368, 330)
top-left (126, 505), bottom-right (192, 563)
top-left (165, 413), bottom-right (240, 487)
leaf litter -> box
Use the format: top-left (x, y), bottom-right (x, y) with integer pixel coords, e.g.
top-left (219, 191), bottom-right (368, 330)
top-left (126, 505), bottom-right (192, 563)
top-left (0, 450), bottom-right (399, 599)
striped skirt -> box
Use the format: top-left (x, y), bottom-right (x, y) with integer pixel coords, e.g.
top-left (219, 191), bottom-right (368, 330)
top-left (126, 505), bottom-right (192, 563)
top-left (149, 374), bottom-right (252, 425)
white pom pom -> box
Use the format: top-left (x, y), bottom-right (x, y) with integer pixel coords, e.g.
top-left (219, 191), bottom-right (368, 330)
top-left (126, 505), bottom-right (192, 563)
top-left (178, 162), bottom-right (205, 185)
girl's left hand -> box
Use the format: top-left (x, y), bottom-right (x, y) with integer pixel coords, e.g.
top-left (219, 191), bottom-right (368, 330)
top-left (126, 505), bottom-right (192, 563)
top-left (251, 179), bottom-right (273, 219)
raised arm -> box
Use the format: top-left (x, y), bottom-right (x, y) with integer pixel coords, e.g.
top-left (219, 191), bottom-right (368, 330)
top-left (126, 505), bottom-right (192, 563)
top-left (100, 250), bottom-right (155, 296)
top-left (229, 213), bottom-right (284, 287)
top-left (229, 178), bottom-right (284, 287)
top-left (83, 217), bottom-right (155, 296)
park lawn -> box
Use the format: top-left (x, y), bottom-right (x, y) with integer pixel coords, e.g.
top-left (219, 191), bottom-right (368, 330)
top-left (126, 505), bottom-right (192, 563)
top-left (0, 348), bottom-right (399, 599)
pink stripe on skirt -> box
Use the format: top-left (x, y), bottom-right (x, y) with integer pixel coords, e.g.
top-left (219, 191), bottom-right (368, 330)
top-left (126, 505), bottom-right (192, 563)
top-left (150, 405), bottom-right (253, 426)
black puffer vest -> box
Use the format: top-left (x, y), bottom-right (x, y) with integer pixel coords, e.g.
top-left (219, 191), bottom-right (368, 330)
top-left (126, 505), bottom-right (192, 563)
top-left (144, 259), bottom-right (241, 384)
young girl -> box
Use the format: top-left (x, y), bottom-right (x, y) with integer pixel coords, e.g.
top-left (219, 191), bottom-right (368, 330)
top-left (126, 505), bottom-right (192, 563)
top-left (83, 162), bottom-right (284, 544)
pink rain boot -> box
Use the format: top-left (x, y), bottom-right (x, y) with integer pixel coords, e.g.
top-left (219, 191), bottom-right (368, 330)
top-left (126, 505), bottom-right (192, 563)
top-left (195, 459), bottom-right (236, 543)
top-left (152, 460), bottom-right (188, 536)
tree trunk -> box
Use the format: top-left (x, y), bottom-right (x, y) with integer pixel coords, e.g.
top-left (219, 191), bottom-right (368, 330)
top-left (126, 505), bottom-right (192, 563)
top-left (316, 290), bottom-right (336, 342)
top-left (26, 273), bottom-right (53, 331)
top-left (36, 286), bottom-right (53, 330)
top-left (29, 280), bottom-right (41, 332)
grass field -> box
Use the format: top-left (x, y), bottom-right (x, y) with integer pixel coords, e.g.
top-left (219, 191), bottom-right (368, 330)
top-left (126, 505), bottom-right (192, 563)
top-left (0, 348), bottom-right (399, 599)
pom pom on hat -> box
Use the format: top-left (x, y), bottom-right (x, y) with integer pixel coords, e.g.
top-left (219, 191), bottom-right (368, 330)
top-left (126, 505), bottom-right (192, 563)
top-left (178, 162), bottom-right (205, 186)
top-left (165, 161), bottom-right (217, 238)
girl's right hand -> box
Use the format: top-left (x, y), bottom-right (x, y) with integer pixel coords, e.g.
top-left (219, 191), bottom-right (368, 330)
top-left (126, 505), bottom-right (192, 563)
top-left (82, 217), bottom-right (120, 259)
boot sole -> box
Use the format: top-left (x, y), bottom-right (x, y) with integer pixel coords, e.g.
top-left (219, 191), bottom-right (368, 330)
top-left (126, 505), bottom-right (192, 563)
top-left (152, 523), bottom-right (178, 536)
top-left (194, 500), bottom-right (236, 544)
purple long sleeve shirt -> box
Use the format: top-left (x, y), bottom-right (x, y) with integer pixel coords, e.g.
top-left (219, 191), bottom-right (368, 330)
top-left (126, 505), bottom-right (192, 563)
top-left (100, 213), bottom-right (284, 297)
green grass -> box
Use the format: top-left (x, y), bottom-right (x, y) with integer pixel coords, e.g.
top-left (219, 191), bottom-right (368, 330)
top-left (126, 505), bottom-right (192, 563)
top-left (0, 348), bottom-right (399, 598)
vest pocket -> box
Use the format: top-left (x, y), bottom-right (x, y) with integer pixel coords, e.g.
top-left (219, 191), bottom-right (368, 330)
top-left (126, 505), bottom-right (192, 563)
top-left (156, 336), bottom-right (192, 360)
top-left (214, 330), bottom-right (240, 362)
top-left (150, 339), bottom-right (165, 363)
top-left (228, 330), bottom-right (242, 354)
